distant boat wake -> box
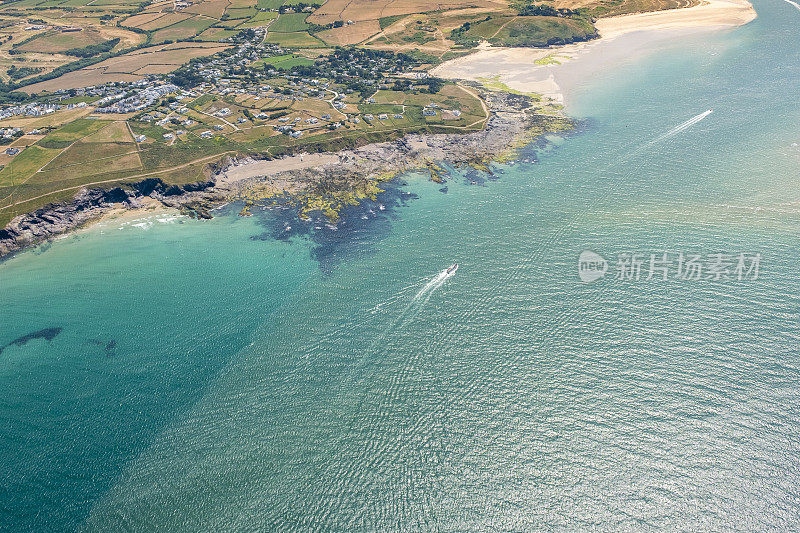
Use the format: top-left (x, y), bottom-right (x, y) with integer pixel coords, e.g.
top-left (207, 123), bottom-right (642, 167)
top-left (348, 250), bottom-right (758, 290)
top-left (654, 109), bottom-right (713, 142)
top-left (781, 0), bottom-right (800, 11)
top-left (606, 109), bottom-right (716, 167)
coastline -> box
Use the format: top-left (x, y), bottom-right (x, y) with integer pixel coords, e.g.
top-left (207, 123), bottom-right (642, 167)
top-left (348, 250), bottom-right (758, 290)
top-left (430, 0), bottom-right (757, 104)
top-left (0, 179), bottom-right (215, 260)
top-left (0, 0), bottom-right (757, 260)
top-left (158, 88), bottom-right (573, 222)
top-left (0, 88), bottom-right (570, 259)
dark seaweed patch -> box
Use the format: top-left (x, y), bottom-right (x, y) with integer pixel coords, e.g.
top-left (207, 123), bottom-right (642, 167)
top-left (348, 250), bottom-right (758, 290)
top-left (464, 169), bottom-right (487, 186)
top-left (0, 327), bottom-right (62, 355)
top-left (249, 180), bottom-right (418, 274)
top-left (87, 338), bottom-right (117, 356)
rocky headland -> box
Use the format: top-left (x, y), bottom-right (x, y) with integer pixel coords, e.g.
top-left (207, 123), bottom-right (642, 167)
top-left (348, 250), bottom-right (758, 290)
top-left (0, 87), bottom-right (572, 259)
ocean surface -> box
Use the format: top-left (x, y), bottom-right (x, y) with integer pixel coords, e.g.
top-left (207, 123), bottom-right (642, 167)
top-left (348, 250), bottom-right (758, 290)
top-left (2, 1), bottom-right (800, 530)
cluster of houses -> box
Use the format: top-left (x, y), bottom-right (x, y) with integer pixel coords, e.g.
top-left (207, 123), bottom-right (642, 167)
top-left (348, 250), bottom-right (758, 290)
top-left (2, 127), bottom-right (24, 155)
top-left (95, 83), bottom-right (179, 114)
top-left (273, 124), bottom-right (304, 138)
top-left (22, 22), bottom-right (79, 32)
top-left (199, 31), bottom-right (268, 72)
top-left (362, 113), bottom-right (402, 122)
top-left (0, 24), bottom-right (465, 152)
top-left (1, 127), bottom-right (22, 139)
top-left (57, 83), bottom-right (127, 99)
top-left (0, 102), bottom-right (70, 120)
top-left (171, 29), bottom-right (414, 105)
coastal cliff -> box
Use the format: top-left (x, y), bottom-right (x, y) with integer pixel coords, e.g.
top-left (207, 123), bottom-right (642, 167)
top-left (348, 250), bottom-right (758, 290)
top-left (0, 179), bottom-right (214, 259)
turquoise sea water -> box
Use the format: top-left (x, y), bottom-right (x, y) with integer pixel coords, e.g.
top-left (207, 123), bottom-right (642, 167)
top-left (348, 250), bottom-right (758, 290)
top-left (2, 1), bottom-right (800, 530)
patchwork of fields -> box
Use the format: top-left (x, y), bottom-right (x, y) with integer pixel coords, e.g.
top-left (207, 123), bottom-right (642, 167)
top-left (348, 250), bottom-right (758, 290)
top-left (0, 0), bottom-right (321, 88)
top-left (0, 0), bottom-right (681, 89)
top-left (0, 0), bottom-right (696, 230)
top-left (22, 42), bottom-right (230, 93)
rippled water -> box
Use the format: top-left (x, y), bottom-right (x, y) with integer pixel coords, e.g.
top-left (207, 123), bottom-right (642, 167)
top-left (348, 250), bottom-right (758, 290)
top-left (2, 1), bottom-right (800, 530)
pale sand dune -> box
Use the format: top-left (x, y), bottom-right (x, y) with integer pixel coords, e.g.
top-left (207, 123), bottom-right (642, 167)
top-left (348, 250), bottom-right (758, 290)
top-left (432, 0), bottom-right (756, 103)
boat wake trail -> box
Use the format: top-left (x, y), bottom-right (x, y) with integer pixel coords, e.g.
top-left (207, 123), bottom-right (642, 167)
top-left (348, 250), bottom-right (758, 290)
top-left (414, 267), bottom-right (456, 301)
top-left (655, 109), bottom-right (713, 142)
top-left (781, 0), bottom-right (800, 11)
top-left (348, 266), bottom-right (457, 381)
top-left (370, 281), bottom-right (424, 314)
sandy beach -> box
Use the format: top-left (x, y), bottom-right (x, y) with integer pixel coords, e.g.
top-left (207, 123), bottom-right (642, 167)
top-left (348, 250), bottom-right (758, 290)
top-left (595, 0), bottom-right (756, 38)
top-left (221, 153), bottom-right (341, 184)
top-left (431, 0), bottom-right (757, 103)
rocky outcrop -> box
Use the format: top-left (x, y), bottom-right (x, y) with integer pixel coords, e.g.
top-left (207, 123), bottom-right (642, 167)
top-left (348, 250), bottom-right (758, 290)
top-left (0, 178), bottom-right (214, 259)
top-left (218, 88), bottom-right (574, 200)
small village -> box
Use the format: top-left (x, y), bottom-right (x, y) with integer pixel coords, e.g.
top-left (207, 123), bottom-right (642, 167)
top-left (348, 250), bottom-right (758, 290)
top-left (0, 26), bottom-right (478, 153)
